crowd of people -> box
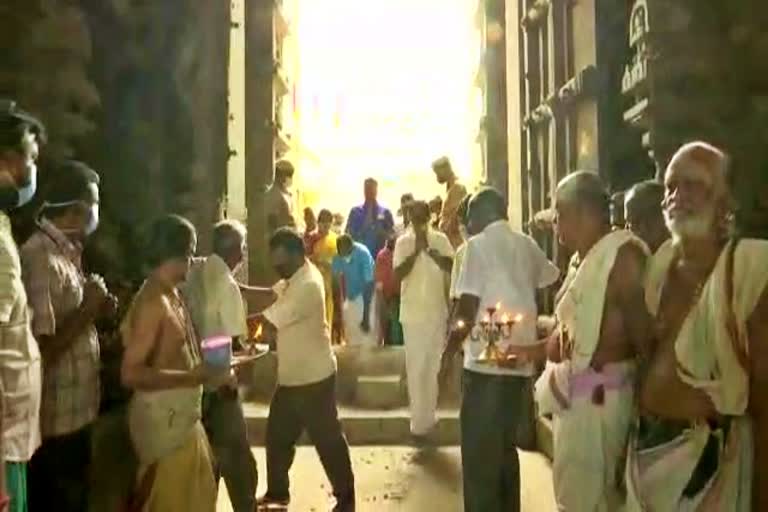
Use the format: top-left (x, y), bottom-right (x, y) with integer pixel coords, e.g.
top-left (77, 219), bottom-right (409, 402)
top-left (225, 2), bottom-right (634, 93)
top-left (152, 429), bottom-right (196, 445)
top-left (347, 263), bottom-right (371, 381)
top-left (1, 93), bottom-right (767, 512)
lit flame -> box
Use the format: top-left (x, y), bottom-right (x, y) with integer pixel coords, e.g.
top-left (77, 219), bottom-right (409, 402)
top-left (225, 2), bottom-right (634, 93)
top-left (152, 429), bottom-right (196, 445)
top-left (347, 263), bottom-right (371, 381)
top-left (482, 314), bottom-right (491, 323)
top-left (495, 302), bottom-right (502, 311)
top-left (456, 320), bottom-right (466, 329)
top-left (514, 314), bottom-right (524, 323)
top-left (253, 323), bottom-right (263, 339)
top-left (501, 313), bottom-right (509, 323)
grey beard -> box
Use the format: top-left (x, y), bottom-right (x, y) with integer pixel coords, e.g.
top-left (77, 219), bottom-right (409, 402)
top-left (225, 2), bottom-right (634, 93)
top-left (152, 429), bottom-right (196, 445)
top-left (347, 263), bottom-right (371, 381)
top-left (665, 209), bottom-right (716, 241)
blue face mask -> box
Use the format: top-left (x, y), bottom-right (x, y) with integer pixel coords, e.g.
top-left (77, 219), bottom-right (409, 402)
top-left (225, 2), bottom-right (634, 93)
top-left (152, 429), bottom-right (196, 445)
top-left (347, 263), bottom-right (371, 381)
top-left (15, 161), bottom-right (37, 207)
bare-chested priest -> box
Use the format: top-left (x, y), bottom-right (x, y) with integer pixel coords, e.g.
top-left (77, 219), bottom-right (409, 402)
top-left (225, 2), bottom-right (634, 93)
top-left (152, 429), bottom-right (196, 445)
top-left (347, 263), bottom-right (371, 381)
top-left (625, 141), bottom-right (768, 511)
top-left (121, 215), bottom-right (229, 512)
top-left (511, 171), bottom-right (651, 510)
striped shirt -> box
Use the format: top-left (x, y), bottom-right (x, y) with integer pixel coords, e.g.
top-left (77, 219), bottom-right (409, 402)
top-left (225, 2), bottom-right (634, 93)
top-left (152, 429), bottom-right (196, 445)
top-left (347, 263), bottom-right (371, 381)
top-left (21, 219), bottom-right (100, 438)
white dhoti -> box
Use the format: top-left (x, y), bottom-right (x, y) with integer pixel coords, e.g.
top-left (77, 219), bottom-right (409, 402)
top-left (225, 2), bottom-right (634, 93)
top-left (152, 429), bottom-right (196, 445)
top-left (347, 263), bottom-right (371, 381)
top-left (551, 362), bottom-right (635, 512)
top-left (624, 238), bottom-right (768, 511)
top-left (534, 230), bottom-right (648, 512)
top-left (342, 295), bottom-right (377, 346)
top-left (402, 320), bottom-right (445, 436)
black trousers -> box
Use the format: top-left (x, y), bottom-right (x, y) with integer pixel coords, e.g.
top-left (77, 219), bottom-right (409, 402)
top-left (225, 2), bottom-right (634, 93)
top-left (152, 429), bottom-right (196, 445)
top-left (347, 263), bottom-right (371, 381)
top-left (28, 424), bottom-right (92, 512)
top-left (202, 387), bottom-right (258, 512)
top-left (460, 370), bottom-right (536, 512)
top-left (265, 374), bottom-right (355, 506)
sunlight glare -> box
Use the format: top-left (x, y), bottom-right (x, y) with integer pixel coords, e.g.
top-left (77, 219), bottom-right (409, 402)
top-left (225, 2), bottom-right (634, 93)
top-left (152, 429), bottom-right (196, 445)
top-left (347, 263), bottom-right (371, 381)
top-left (289, 0), bottom-right (484, 218)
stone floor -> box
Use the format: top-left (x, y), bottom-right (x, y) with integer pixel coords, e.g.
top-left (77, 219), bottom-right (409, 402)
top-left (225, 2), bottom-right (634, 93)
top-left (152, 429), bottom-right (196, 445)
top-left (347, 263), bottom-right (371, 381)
top-left (216, 446), bottom-right (556, 511)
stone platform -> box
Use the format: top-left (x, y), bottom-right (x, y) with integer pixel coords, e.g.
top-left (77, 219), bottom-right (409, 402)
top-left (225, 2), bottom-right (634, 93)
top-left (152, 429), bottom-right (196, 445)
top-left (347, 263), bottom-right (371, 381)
top-left (240, 345), bottom-right (462, 408)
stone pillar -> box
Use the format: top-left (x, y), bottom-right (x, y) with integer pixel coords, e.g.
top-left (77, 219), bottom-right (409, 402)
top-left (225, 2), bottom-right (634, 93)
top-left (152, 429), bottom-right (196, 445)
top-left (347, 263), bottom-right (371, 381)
top-left (244, 0), bottom-right (275, 287)
top-left (484, 0), bottom-right (510, 196)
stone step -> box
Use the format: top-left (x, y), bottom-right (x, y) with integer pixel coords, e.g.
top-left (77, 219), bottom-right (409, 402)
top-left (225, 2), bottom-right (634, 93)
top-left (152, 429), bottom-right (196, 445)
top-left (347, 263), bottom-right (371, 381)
top-left (355, 374), bottom-right (404, 409)
top-left (243, 402), bottom-right (460, 446)
top-left (240, 345), bottom-right (462, 407)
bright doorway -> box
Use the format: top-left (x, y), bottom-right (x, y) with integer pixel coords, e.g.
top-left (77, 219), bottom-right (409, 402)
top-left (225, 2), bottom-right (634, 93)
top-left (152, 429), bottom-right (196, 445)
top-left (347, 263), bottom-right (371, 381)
top-left (285, 0), bottom-right (486, 218)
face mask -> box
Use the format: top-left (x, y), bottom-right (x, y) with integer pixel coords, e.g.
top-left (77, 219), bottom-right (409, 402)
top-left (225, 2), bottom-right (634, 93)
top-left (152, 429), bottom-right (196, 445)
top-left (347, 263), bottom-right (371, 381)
top-left (43, 199), bottom-right (99, 237)
top-left (15, 161), bottom-right (37, 207)
top-left (84, 203), bottom-right (99, 236)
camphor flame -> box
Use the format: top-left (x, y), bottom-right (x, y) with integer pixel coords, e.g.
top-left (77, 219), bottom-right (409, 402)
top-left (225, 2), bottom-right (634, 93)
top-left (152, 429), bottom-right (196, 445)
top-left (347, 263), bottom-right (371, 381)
top-left (253, 323), bottom-right (263, 339)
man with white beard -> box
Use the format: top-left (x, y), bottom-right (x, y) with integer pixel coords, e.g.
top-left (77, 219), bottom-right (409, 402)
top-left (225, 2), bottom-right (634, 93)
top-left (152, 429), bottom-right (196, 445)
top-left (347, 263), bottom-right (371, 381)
top-left (625, 141), bottom-right (768, 511)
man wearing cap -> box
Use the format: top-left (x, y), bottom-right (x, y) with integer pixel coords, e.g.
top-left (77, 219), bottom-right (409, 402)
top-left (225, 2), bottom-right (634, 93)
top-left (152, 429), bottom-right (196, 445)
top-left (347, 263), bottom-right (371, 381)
top-left (0, 100), bottom-right (45, 512)
top-left (265, 160), bottom-right (298, 234)
top-left (21, 160), bottom-right (114, 512)
top-left (432, 157), bottom-right (468, 248)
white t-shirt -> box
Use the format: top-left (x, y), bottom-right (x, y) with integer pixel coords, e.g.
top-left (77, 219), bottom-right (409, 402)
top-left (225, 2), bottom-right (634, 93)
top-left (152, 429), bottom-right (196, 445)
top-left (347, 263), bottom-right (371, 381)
top-left (182, 255), bottom-right (248, 340)
top-left (454, 220), bottom-right (560, 376)
top-left (263, 262), bottom-right (337, 386)
top-left (393, 228), bottom-right (454, 325)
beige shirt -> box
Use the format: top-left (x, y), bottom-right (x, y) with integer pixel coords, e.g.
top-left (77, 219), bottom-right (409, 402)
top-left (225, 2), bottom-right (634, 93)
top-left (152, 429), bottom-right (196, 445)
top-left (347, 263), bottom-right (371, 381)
top-left (0, 212), bottom-right (42, 461)
top-left (182, 255), bottom-right (247, 340)
top-left (265, 185), bottom-right (296, 232)
top-left (439, 182), bottom-right (468, 248)
top-left (393, 228), bottom-right (454, 325)
top-left (263, 262), bottom-right (336, 386)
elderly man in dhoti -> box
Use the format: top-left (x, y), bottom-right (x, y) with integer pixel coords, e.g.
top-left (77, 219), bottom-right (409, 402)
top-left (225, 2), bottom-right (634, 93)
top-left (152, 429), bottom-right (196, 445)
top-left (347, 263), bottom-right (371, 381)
top-left (624, 141), bottom-right (768, 511)
top-left (121, 215), bottom-right (230, 512)
top-left (512, 171), bottom-right (652, 511)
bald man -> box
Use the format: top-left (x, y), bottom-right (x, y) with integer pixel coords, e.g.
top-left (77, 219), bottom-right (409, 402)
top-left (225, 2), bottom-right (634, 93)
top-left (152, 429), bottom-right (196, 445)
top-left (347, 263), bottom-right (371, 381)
top-left (624, 180), bottom-right (669, 253)
top-left (511, 171), bottom-right (651, 511)
top-left (625, 142), bottom-right (768, 512)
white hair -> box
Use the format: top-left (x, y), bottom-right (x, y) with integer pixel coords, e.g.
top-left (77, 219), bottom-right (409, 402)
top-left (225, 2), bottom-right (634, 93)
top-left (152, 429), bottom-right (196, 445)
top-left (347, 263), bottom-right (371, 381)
top-left (665, 141), bottom-right (729, 200)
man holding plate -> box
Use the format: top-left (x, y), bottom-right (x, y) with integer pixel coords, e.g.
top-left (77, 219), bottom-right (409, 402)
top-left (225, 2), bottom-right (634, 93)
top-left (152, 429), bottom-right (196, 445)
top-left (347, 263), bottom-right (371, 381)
top-left (441, 188), bottom-right (559, 512)
top-left (182, 220), bottom-right (259, 512)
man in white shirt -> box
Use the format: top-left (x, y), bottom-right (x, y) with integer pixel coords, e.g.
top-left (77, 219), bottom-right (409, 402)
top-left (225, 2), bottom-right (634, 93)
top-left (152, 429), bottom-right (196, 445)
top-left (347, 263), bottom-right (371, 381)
top-left (182, 220), bottom-right (257, 512)
top-left (393, 201), bottom-right (453, 441)
top-left (254, 228), bottom-right (354, 512)
top-left (441, 188), bottom-right (560, 512)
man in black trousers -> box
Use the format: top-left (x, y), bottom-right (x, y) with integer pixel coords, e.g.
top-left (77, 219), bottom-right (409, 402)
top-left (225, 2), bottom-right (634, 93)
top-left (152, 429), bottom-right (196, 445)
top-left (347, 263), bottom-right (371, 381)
top-left (254, 228), bottom-right (355, 512)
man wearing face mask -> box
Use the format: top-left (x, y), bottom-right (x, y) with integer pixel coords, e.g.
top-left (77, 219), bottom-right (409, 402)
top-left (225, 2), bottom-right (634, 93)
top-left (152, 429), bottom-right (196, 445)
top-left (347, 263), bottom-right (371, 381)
top-left (0, 100), bottom-right (45, 512)
top-left (252, 228), bottom-right (354, 512)
top-left (20, 160), bottom-right (113, 512)
top-left (181, 220), bottom-right (258, 512)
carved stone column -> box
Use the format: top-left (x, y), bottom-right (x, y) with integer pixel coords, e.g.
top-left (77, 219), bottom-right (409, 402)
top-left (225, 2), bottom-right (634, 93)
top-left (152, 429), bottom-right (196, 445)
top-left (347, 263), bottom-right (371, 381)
top-left (244, 0), bottom-right (275, 286)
